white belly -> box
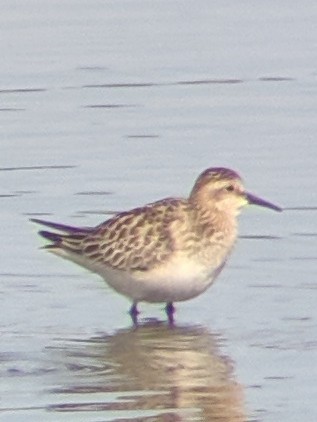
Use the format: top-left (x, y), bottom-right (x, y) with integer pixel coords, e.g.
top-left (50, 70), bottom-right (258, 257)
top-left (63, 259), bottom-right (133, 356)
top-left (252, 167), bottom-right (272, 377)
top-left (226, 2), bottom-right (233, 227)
top-left (52, 244), bottom-right (230, 304)
top-left (96, 254), bottom-right (227, 303)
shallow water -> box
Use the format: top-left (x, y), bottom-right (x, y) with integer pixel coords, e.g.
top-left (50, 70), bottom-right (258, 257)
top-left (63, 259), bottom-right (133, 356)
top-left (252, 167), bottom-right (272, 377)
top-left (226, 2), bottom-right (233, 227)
top-left (1, 1), bottom-right (317, 421)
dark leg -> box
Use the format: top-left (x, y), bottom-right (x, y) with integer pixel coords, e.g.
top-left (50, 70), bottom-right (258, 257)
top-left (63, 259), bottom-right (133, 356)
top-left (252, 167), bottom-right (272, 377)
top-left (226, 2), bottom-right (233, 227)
top-left (129, 302), bottom-right (139, 325)
top-left (165, 302), bottom-right (175, 325)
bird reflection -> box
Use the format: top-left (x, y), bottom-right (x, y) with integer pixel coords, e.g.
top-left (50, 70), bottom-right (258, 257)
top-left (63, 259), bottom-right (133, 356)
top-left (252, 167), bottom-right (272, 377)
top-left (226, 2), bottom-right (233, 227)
top-left (48, 323), bottom-right (246, 421)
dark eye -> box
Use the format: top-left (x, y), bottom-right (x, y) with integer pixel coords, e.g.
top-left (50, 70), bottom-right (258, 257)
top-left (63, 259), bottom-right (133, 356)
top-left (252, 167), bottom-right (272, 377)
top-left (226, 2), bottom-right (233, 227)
top-left (225, 185), bottom-right (234, 192)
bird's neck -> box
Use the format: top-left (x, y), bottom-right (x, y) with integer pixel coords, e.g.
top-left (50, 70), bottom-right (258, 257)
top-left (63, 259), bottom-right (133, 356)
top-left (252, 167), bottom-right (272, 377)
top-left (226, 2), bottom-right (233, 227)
top-left (190, 199), bottom-right (238, 240)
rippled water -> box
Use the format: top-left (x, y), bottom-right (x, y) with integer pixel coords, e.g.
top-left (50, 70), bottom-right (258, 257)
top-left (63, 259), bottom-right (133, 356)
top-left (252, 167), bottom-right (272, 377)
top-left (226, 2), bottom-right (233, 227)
top-left (1, 1), bottom-right (317, 421)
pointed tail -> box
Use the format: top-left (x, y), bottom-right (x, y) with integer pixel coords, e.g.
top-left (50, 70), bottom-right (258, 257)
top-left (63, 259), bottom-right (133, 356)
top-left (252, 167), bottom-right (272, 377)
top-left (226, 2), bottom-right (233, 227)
top-left (31, 218), bottom-right (92, 252)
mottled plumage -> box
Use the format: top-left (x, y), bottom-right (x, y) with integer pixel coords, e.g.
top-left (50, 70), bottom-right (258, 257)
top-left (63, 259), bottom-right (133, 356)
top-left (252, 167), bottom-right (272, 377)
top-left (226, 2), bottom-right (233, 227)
top-left (31, 167), bottom-right (282, 323)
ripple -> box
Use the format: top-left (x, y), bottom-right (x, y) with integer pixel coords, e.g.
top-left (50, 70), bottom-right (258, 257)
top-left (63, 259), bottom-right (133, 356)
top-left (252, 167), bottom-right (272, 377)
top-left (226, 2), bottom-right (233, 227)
top-left (0, 88), bottom-right (46, 94)
top-left (292, 232), bottom-right (317, 237)
top-left (75, 191), bottom-right (113, 196)
top-left (77, 66), bottom-right (108, 71)
top-left (283, 206), bottom-right (317, 211)
top-left (84, 104), bottom-right (140, 108)
top-left (126, 134), bottom-right (160, 139)
top-left (258, 76), bottom-right (295, 82)
top-left (0, 107), bottom-right (25, 112)
top-left (83, 82), bottom-right (156, 88)
top-left (0, 165), bottom-right (76, 172)
top-left (74, 209), bottom-right (118, 216)
top-left (0, 194), bottom-right (18, 198)
top-left (240, 235), bottom-right (282, 240)
top-left (177, 78), bottom-right (243, 85)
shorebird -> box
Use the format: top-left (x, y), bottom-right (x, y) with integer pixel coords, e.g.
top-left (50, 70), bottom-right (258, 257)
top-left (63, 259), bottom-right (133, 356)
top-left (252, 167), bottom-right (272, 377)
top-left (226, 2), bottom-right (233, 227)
top-left (31, 167), bottom-right (282, 324)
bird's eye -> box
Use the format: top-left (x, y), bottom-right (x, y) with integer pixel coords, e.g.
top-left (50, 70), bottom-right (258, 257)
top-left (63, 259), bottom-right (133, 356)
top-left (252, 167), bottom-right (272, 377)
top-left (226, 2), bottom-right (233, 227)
top-left (225, 185), bottom-right (234, 192)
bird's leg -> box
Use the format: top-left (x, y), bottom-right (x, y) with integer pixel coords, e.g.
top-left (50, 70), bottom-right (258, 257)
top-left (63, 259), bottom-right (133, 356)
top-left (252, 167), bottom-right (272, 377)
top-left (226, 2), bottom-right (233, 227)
top-left (129, 302), bottom-right (139, 325)
top-left (165, 302), bottom-right (175, 325)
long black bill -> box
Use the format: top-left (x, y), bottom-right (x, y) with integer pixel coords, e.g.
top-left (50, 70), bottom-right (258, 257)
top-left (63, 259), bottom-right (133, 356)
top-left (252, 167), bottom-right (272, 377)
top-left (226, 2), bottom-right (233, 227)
top-left (246, 192), bottom-right (282, 212)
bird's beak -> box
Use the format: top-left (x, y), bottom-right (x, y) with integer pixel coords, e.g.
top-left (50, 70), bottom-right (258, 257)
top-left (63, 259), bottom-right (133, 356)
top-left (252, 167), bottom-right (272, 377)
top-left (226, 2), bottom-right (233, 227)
top-left (246, 192), bottom-right (282, 212)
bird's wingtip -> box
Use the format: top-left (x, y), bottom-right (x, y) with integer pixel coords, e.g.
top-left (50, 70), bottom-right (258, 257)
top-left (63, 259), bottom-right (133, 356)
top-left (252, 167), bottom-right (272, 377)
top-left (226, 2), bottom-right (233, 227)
top-left (38, 230), bottom-right (62, 243)
top-left (29, 217), bottom-right (91, 234)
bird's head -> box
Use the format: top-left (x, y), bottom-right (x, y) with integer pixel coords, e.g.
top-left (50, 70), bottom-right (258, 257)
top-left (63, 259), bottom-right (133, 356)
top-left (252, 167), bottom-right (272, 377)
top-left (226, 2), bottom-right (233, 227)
top-left (189, 167), bottom-right (282, 216)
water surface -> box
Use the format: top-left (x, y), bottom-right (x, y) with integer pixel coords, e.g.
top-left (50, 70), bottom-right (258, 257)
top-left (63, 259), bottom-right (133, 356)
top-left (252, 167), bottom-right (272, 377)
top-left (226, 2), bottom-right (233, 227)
top-left (1, 1), bottom-right (317, 421)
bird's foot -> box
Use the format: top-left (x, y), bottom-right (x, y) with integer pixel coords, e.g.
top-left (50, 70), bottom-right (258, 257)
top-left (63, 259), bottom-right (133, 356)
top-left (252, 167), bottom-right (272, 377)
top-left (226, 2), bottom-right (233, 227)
top-left (165, 302), bottom-right (175, 325)
top-left (129, 303), bottom-right (139, 325)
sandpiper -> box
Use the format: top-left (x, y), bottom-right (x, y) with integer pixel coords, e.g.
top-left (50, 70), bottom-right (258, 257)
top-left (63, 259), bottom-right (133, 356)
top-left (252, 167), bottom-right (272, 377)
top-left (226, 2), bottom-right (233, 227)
top-left (31, 167), bottom-right (281, 324)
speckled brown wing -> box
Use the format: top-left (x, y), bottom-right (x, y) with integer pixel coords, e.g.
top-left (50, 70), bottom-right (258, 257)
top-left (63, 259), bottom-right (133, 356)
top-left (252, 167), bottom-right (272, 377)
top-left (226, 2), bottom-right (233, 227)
top-left (68, 198), bottom-right (189, 272)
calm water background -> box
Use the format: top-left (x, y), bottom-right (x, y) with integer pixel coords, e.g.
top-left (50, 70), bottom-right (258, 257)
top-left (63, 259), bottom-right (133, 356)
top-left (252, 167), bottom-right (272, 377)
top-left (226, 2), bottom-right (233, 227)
top-left (1, 1), bottom-right (317, 421)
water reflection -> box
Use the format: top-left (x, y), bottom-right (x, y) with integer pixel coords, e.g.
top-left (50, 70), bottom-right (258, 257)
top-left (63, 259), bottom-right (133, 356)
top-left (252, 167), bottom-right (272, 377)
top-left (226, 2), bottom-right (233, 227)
top-left (48, 323), bottom-right (245, 421)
